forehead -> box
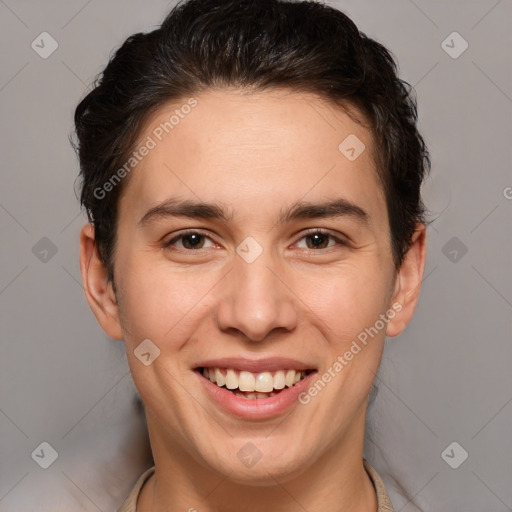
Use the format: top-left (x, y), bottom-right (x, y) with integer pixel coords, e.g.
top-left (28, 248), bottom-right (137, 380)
top-left (119, 88), bottom-right (386, 228)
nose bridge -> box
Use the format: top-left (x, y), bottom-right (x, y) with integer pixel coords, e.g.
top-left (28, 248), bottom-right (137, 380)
top-left (215, 244), bottom-right (298, 342)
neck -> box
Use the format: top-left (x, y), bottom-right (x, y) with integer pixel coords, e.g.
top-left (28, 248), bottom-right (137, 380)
top-left (138, 412), bottom-right (377, 512)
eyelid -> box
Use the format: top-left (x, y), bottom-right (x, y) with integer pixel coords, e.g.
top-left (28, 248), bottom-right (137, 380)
top-left (299, 227), bottom-right (347, 240)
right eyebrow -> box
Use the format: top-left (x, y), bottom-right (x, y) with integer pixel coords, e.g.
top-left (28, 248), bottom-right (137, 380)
top-left (138, 198), bottom-right (232, 227)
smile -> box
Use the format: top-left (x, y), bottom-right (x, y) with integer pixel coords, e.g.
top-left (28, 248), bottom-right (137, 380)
top-left (200, 367), bottom-right (312, 399)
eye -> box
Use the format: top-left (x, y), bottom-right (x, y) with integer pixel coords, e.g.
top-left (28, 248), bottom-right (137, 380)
top-left (162, 230), bottom-right (216, 251)
top-left (162, 229), bottom-right (347, 253)
top-left (295, 229), bottom-right (347, 251)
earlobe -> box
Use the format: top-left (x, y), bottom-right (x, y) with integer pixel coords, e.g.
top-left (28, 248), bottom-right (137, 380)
top-left (385, 224), bottom-right (427, 338)
top-left (79, 223), bottom-right (124, 340)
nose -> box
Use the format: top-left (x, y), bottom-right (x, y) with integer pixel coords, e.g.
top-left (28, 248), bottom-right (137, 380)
top-left (215, 249), bottom-right (298, 342)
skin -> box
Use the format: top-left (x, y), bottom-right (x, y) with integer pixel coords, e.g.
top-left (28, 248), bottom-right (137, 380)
top-left (80, 88), bottom-right (426, 511)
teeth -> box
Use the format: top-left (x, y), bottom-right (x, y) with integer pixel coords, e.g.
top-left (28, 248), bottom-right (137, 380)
top-left (285, 370), bottom-right (296, 387)
top-left (214, 368), bottom-right (225, 387)
top-left (233, 390), bottom-right (278, 399)
top-left (225, 369), bottom-right (238, 390)
top-left (255, 372), bottom-right (274, 392)
top-left (239, 371), bottom-right (255, 391)
top-left (273, 370), bottom-right (286, 390)
top-left (201, 367), bottom-right (309, 393)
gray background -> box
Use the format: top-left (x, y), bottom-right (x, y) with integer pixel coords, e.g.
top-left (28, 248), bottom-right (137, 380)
top-left (1, 0), bottom-right (511, 510)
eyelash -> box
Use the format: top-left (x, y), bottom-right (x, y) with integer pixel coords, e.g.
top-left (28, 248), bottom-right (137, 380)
top-left (162, 228), bottom-right (348, 253)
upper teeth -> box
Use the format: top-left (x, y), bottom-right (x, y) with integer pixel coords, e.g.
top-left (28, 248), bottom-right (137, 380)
top-left (202, 368), bottom-right (307, 392)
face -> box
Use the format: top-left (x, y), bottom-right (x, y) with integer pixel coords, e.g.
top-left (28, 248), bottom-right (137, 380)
top-left (81, 88), bottom-right (425, 485)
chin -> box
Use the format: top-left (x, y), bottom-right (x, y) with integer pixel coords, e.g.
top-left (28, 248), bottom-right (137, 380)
top-left (198, 438), bottom-right (312, 486)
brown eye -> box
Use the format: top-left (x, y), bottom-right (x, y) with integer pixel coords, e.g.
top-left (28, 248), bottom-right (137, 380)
top-left (163, 231), bottom-right (215, 251)
top-left (181, 233), bottom-right (206, 249)
top-left (305, 232), bottom-right (330, 249)
top-left (295, 230), bottom-right (347, 251)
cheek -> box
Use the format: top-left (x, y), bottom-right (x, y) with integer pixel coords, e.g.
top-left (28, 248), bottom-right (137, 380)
top-left (115, 253), bottom-right (220, 346)
top-left (296, 262), bottom-right (391, 344)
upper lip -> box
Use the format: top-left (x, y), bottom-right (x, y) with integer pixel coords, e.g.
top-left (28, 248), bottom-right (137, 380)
top-left (194, 357), bottom-right (316, 373)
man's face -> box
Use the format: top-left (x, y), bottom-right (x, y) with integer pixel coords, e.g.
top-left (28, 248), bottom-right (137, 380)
top-left (87, 89), bottom-right (416, 483)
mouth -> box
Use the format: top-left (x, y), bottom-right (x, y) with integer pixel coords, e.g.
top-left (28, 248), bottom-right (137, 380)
top-left (193, 357), bottom-right (318, 419)
top-left (197, 367), bottom-right (315, 400)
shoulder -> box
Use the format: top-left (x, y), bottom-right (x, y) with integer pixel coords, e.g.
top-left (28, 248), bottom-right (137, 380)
top-left (116, 466), bottom-right (155, 512)
top-left (363, 459), bottom-right (394, 512)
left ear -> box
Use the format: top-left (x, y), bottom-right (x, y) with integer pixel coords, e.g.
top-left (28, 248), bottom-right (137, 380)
top-left (385, 223), bottom-right (427, 338)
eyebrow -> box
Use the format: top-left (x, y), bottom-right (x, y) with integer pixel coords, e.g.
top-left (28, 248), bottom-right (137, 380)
top-left (279, 198), bottom-right (369, 225)
top-left (138, 198), bottom-right (232, 226)
top-left (138, 197), bottom-right (369, 227)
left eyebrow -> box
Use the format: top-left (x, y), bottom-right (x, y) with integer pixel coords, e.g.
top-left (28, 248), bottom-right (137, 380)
top-left (277, 198), bottom-right (370, 226)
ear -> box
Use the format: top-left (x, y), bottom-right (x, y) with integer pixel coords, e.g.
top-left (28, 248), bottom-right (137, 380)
top-left (385, 223), bottom-right (427, 338)
top-left (79, 223), bottom-right (124, 340)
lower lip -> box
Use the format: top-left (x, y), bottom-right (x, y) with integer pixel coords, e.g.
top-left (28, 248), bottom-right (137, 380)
top-left (195, 370), bottom-right (318, 420)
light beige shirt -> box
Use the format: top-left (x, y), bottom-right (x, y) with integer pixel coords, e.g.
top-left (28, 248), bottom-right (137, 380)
top-left (117, 459), bottom-right (393, 511)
